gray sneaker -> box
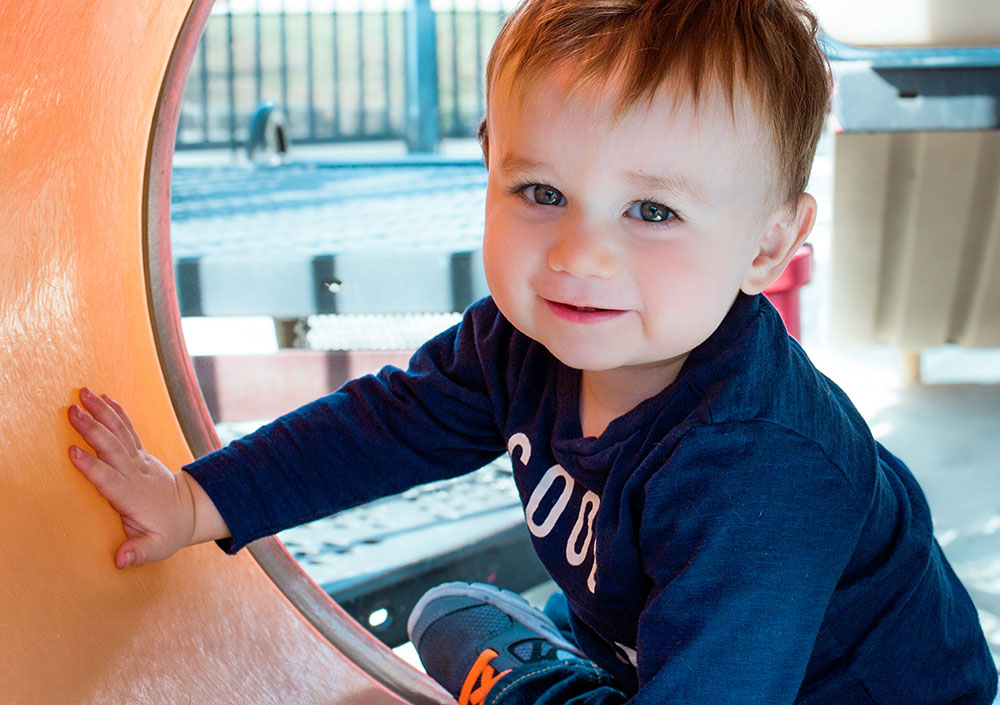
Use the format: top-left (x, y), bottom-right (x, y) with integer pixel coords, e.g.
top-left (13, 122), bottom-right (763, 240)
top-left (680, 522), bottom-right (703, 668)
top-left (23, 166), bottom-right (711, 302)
top-left (407, 582), bottom-right (588, 705)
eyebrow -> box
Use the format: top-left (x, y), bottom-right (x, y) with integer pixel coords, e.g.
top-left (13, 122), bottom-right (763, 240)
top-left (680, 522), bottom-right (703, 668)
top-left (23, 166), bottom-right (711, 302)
top-left (498, 153), bottom-right (549, 175)
top-left (624, 170), bottom-right (709, 205)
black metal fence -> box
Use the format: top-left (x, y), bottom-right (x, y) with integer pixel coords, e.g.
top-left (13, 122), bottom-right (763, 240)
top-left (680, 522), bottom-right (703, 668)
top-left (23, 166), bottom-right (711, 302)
top-left (177, 0), bottom-right (511, 151)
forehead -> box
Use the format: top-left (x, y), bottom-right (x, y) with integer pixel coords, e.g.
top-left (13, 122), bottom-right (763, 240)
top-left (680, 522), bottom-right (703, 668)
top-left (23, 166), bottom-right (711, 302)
top-left (488, 64), bottom-right (779, 193)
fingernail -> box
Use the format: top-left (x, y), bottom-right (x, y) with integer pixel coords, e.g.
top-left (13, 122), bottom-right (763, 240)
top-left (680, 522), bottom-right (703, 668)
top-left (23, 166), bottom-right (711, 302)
top-left (119, 552), bottom-right (134, 569)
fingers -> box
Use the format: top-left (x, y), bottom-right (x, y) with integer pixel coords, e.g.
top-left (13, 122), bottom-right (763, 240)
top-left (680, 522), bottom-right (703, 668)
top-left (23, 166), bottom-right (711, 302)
top-left (68, 388), bottom-right (147, 475)
top-left (115, 546), bottom-right (135, 570)
top-left (77, 388), bottom-right (137, 454)
top-left (68, 389), bottom-right (181, 571)
top-left (119, 517), bottom-right (176, 569)
top-left (116, 538), bottom-right (147, 569)
top-left (71, 446), bottom-right (173, 569)
top-left (102, 393), bottom-right (143, 451)
top-left (68, 402), bottom-right (129, 469)
top-left (68, 444), bottom-right (132, 510)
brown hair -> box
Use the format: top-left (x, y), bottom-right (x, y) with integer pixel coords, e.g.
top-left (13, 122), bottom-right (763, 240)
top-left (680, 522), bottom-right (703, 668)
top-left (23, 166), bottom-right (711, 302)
top-left (480, 0), bottom-right (831, 204)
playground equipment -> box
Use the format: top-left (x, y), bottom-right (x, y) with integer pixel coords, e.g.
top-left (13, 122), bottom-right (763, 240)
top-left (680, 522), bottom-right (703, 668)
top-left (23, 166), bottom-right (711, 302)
top-left (0, 1), bottom-right (454, 703)
top-left (3, 0), bottom-right (996, 701)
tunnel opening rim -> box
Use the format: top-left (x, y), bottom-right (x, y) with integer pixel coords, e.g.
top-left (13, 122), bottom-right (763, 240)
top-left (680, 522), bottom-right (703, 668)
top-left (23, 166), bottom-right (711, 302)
top-left (142, 2), bottom-right (452, 703)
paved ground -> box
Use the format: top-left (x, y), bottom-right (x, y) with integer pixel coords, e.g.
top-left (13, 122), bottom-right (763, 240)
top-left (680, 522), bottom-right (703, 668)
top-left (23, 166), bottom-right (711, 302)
top-left (178, 133), bottom-right (1000, 665)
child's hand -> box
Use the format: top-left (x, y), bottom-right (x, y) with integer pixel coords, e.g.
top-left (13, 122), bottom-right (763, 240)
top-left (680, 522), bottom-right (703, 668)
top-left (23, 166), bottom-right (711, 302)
top-left (67, 387), bottom-right (224, 568)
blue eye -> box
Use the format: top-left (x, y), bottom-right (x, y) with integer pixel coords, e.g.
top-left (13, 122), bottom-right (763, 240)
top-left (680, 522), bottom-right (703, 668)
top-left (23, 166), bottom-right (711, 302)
top-left (521, 184), bottom-right (565, 206)
top-left (626, 200), bottom-right (675, 223)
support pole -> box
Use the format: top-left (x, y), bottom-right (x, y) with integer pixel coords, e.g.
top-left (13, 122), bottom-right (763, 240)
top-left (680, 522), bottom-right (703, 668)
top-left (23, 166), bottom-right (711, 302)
top-left (405, 0), bottom-right (440, 152)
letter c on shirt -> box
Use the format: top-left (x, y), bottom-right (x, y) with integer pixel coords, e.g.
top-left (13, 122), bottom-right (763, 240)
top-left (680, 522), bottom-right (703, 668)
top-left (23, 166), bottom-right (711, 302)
top-left (507, 433), bottom-right (531, 466)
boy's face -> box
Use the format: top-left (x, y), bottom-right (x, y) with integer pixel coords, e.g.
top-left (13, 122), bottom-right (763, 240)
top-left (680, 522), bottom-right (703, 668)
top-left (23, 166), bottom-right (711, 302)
top-left (482, 69), bottom-right (797, 390)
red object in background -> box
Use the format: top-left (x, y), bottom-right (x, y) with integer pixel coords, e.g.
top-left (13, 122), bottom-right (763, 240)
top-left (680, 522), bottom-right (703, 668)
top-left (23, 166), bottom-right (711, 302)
top-left (764, 243), bottom-right (813, 341)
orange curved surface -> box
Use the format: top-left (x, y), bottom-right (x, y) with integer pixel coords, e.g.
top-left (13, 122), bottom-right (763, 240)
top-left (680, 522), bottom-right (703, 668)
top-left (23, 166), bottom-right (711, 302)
top-left (0, 2), bottom-right (425, 703)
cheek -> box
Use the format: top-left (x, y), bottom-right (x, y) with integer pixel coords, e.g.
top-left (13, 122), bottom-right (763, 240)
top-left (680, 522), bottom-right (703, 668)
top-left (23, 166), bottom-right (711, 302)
top-left (483, 203), bottom-right (548, 278)
top-left (482, 215), bottom-right (528, 299)
top-left (482, 195), bottom-right (507, 285)
top-left (482, 240), bottom-right (505, 296)
top-left (632, 243), bottom-right (743, 320)
top-left (633, 244), bottom-right (707, 297)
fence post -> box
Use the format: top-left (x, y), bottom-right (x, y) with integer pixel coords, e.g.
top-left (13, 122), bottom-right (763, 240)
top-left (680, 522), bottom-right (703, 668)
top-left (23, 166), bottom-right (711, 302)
top-left (405, 0), bottom-right (440, 152)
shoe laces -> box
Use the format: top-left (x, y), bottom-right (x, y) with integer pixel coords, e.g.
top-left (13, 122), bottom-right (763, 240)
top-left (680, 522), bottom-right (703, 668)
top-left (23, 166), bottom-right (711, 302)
top-left (458, 649), bottom-right (511, 705)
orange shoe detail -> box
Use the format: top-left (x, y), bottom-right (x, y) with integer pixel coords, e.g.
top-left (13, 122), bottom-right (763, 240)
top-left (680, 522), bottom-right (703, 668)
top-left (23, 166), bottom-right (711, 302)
top-left (458, 648), bottom-right (512, 705)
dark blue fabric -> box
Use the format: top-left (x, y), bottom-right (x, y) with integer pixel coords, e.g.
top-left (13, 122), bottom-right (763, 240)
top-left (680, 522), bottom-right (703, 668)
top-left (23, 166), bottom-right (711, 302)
top-left (185, 293), bottom-right (997, 704)
top-left (544, 591), bottom-right (575, 644)
top-left (484, 659), bottom-right (624, 705)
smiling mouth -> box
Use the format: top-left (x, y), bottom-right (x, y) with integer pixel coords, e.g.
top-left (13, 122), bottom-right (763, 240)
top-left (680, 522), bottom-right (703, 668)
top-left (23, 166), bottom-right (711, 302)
top-left (545, 299), bottom-right (627, 321)
top-left (550, 300), bottom-right (621, 312)
top-left (557, 302), bottom-right (623, 313)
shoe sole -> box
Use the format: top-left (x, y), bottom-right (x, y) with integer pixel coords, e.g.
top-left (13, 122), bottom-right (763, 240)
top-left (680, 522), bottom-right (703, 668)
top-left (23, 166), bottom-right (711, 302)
top-left (407, 581), bottom-right (586, 658)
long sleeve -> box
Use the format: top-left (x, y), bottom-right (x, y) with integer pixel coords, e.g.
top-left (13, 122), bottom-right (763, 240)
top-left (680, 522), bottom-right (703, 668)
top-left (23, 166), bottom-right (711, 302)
top-left (185, 300), bottom-right (508, 552)
top-left (627, 422), bottom-right (869, 703)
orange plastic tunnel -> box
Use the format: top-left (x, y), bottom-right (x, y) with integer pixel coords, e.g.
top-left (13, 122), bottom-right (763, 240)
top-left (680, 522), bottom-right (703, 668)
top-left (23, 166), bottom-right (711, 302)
top-left (0, 2), bottom-right (454, 703)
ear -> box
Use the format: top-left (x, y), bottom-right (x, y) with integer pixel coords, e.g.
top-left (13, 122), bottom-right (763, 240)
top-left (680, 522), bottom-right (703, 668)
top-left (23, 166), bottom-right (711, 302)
top-left (478, 115), bottom-right (491, 168)
top-left (741, 192), bottom-right (817, 296)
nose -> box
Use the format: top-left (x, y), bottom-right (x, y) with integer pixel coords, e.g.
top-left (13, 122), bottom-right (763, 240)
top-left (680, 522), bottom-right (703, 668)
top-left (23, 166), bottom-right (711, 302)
top-left (547, 220), bottom-right (618, 279)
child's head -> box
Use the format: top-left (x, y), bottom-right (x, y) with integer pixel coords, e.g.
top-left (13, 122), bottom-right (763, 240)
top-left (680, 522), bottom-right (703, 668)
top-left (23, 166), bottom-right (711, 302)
top-left (480, 0), bottom-right (830, 206)
top-left (478, 0), bottom-right (830, 392)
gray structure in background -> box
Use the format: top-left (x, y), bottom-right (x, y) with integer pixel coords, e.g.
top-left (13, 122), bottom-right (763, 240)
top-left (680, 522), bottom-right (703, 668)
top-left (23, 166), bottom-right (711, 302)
top-left (405, 0), bottom-right (440, 152)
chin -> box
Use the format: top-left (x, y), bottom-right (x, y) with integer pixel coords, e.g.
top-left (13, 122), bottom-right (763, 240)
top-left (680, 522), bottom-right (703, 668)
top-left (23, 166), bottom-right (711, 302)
top-left (537, 340), bottom-right (621, 372)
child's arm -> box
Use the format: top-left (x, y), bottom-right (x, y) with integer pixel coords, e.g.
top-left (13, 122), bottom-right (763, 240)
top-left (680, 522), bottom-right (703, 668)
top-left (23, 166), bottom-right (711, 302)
top-left (628, 423), bottom-right (868, 703)
top-left (67, 387), bottom-right (230, 569)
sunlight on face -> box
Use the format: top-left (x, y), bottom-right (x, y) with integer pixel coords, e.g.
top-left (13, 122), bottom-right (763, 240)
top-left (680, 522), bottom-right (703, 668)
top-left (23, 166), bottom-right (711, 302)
top-left (482, 68), bottom-right (787, 398)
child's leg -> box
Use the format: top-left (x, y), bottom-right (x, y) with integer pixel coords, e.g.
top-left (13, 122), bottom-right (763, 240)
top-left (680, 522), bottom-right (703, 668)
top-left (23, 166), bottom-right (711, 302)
top-left (542, 590), bottom-right (574, 643)
top-left (407, 582), bottom-right (624, 705)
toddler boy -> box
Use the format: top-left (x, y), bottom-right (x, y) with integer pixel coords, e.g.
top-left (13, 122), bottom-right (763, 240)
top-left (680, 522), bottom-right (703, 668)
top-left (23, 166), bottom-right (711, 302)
top-left (68, 0), bottom-right (997, 702)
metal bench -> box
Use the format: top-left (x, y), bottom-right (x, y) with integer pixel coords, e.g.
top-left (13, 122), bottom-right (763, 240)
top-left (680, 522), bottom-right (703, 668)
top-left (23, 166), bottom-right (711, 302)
top-left (171, 159), bottom-right (489, 322)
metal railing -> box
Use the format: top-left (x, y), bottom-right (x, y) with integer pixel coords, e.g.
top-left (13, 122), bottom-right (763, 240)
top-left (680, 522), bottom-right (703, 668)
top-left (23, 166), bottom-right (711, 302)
top-left (176, 0), bottom-right (511, 152)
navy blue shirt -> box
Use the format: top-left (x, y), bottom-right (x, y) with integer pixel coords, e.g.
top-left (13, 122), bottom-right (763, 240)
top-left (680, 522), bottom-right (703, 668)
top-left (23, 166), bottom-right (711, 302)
top-left (187, 293), bottom-right (997, 703)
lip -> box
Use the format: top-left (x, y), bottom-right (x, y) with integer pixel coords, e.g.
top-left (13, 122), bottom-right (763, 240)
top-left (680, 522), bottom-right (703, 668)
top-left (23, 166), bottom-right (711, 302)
top-left (544, 298), bottom-right (628, 324)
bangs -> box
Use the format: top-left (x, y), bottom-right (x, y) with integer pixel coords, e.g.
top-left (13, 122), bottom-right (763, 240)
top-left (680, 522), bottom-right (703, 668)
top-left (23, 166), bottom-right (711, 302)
top-left (482, 0), bottom-right (831, 202)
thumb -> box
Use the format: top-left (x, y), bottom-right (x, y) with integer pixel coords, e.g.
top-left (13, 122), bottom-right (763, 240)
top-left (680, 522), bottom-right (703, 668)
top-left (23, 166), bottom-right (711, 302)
top-left (115, 537), bottom-right (154, 569)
